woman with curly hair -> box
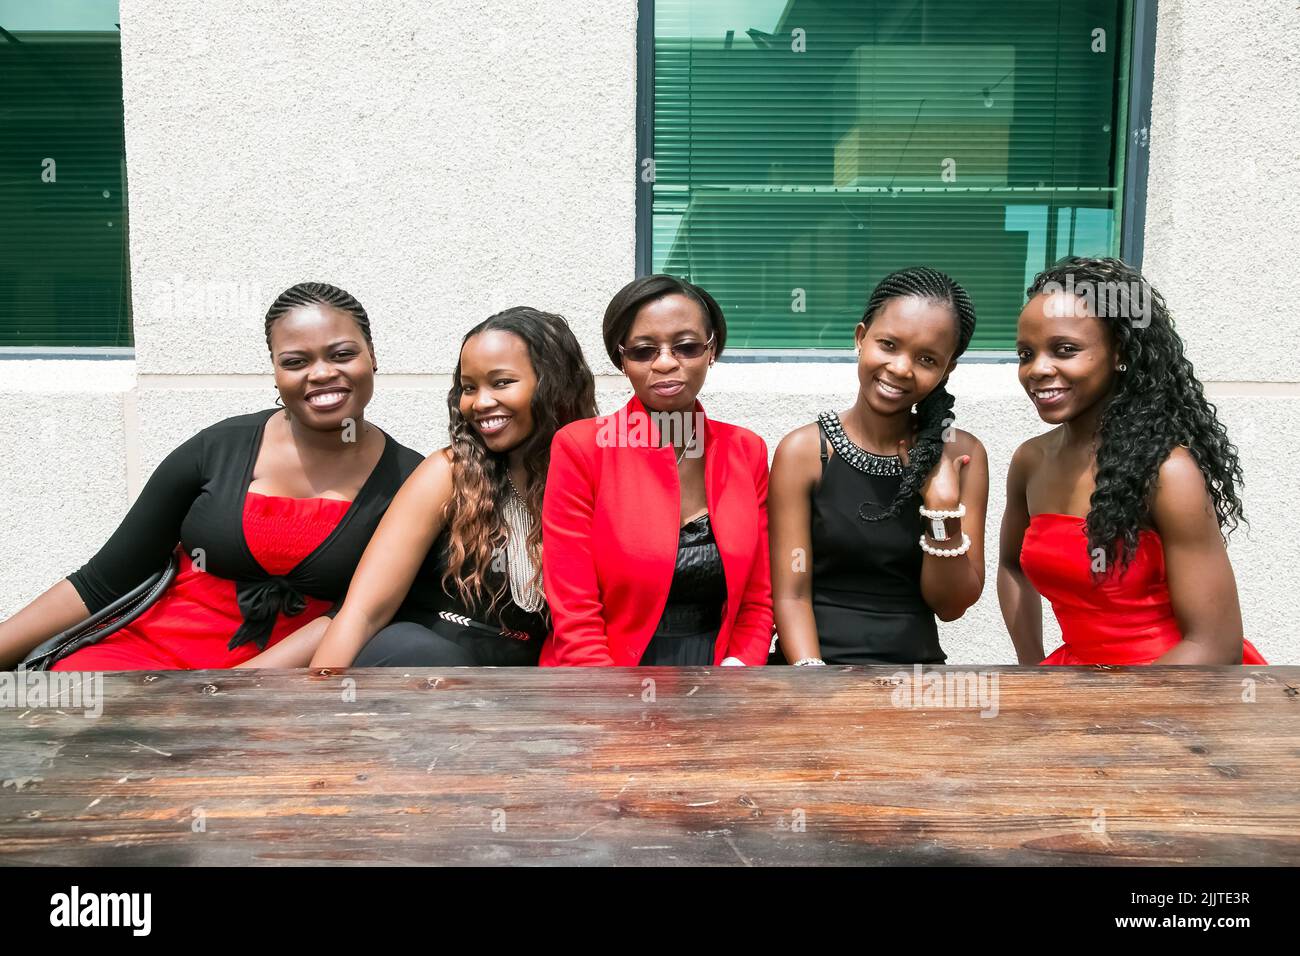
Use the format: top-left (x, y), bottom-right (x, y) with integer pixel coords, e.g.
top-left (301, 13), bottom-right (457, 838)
top-left (999, 257), bottom-right (1266, 665)
top-left (769, 266), bottom-right (989, 666)
top-left (309, 307), bottom-right (596, 667)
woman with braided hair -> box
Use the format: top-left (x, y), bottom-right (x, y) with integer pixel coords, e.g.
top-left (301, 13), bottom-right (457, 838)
top-left (0, 282), bottom-right (426, 671)
top-left (769, 266), bottom-right (989, 666)
top-left (1000, 257), bottom-right (1266, 665)
top-left (310, 307), bottom-right (596, 667)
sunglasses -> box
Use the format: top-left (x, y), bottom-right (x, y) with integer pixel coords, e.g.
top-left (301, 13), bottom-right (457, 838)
top-left (618, 333), bottom-right (715, 365)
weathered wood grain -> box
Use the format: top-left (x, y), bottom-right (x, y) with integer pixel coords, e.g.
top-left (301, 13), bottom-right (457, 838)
top-left (1, 666), bottom-right (1296, 865)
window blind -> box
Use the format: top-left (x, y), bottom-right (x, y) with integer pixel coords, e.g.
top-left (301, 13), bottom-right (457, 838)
top-left (651, 0), bottom-right (1131, 350)
top-left (0, 4), bottom-right (131, 347)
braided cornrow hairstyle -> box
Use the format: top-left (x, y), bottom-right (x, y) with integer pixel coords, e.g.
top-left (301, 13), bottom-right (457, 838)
top-left (443, 307), bottom-right (597, 623)
top-left (264, 282), bottom-right (373, 352)
top-left (858, 266), bottom-right (977, 521)
top-left (1026, 256), bottom-right (1244, 574)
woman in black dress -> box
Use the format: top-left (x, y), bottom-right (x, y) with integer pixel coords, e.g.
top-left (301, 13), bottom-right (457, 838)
top-left (309, 307), bottom-right (596, 667)
top-left (768, 267), bottom-right (989, 666)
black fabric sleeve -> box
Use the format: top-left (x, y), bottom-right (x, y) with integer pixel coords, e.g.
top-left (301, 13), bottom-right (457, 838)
top-left (66, 429), bottom-right (207, 613)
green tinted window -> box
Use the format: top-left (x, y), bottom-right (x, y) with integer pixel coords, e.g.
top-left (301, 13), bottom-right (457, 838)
top-left (651, 0), bottom-right (1132, 350)
top-left (0, 1), bottom-right (130, 347)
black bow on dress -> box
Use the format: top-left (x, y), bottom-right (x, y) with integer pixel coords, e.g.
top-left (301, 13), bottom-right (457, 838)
top-left (229, 576), bottom-right (310, 651)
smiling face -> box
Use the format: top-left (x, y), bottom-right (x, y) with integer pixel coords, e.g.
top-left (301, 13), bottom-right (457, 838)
top-left (456, 329), bottom-right (538, 454)
top-left (854, 295), bottom-right (959, 416)
top-left (620, 293), bottom-right (714, 414)
top-left (270, 304), bottom-right (376, 429)
top-left (1016, 292), bottom-right (1119, 424)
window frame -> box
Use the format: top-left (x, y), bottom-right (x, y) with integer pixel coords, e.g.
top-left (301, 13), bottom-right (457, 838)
top-left (0, 13), bottom-right (133, 358)
top-left (634, 0), bottom-right (1159, 360)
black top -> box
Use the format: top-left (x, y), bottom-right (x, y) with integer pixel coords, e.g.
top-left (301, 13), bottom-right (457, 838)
top-left (639, 513), bottom-right (727, 666)
top-left (67, 408), bottom-right (424, 651)
top-left (395, 527), bottom-right (550, 644)
top-left (810, 411), bottom-right (944, 665)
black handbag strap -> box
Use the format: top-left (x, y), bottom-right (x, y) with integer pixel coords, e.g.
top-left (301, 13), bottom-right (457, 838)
top-left (18, 550), bottom-right (180, 672)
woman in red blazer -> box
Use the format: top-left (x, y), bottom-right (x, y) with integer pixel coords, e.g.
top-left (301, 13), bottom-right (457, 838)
top-left (539, 275), bottom-right (773, 666)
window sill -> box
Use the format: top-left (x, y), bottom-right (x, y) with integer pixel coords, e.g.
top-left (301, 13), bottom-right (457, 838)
top-left (0, 354), bottom-right (136, 393)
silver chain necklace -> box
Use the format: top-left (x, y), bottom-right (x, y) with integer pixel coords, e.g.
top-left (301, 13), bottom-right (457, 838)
top-left (502, 475), bottom-right (545, 613)
top-left (676, 432), bottom-right (696, 465)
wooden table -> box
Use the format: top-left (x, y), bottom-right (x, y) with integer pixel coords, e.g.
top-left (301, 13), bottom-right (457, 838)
top-left (1, 666), bottom-right (1296, 865)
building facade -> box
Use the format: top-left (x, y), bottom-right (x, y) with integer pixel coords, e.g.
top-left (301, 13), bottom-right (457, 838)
top-left (2, 0), bottom-right (1297, 663)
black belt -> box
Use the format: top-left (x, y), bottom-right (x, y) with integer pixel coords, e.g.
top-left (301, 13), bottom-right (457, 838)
top-left (437, 611), bottom-right (532, 642)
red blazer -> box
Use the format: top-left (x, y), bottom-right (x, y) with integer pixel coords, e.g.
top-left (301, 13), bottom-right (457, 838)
top-left (539, 396), bottom-right (773, 666)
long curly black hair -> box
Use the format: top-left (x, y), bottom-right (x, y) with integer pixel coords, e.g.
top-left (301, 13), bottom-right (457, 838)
top-left (1026, 257), bottom-right (1244, 573)
top-left (443, 307), bottom-right (597, 620)
top-left (859, 266), bottom-right (977, 521)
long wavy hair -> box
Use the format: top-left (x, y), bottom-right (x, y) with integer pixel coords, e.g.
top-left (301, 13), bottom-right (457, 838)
top-left (441, 307), bottom-right (596, 620)
top-left (858, 266), bottom-right (977, 521)
top-left (1027, 257), bottom-right (1244, 574)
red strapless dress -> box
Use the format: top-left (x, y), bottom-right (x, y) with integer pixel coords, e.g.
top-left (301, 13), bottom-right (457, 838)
top-left (51, 493), bottom-right (351, 671)
top-left (1020, 513), bottom-right (1266, 665)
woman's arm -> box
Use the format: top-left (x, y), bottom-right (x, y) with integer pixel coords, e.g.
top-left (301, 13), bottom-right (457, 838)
top-left (0, 581), bottom-right (92, 670)
top-left (540, 428), bottom-right (614, 666)
top-left (769, 426), bottom-right (822, 664)
top-left (0, 430), bottom-right (206, 669)
top-left (997, 443), bottom-right (1045, 664)
top-left (1150, 447), bottom-right (1247, 664)
top-left (725, 434), bottom-right (774, 665)
top-left (238, 614), bottom-right (332, 668)
top-left (309, 451), bottom-right (454, 669)
top-left (915, 431), bottom-right (989, 621)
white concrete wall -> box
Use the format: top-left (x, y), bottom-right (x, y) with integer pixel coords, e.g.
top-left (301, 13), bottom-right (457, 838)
top-left (0, 363), bottom-right (135, 620)
top-left (2, 0), bottom-right (1297, 663)
top-left (1142, 0), bottom-right (1300, 384)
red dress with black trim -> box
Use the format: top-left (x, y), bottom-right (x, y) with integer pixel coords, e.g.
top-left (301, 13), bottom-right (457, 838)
top-left (52, 493), bottom-right (350, 671)
top-left (1020, 513), bottom-right (1266, 665)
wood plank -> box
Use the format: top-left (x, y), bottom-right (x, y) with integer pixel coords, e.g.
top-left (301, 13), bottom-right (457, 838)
top-left (1, 666), bottom-right (1296, 865)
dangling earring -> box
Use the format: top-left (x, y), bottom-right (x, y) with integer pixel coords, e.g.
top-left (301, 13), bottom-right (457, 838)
top-left (1118, 363), bottom-right (1128, 372)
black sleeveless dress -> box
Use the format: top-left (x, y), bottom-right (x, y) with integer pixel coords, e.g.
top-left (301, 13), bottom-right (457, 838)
top-left (638, 513), bottom-right (727, 666)
top-left (795, 411), bottom-right (944, 665)
top-left (354, 528), bottom-right (548, 666)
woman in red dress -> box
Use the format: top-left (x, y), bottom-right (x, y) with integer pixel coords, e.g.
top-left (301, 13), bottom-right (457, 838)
top-left (999, 257), bottom-right (1266, 665)
top-left (0, 283), bottom-right (422, 671)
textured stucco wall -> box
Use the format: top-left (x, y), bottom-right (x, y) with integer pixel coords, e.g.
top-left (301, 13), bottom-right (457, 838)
top-left (1142, 0), bottom-right (1300, 383)
top-left (0, 363), bottom-right (134, 619)
top-left (2, 0), bottom-right (1297, 662)
top-left (116, 0), bottom-right (638, 378)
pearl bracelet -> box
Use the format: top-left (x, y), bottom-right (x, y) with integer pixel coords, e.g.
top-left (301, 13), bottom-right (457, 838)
top-left (919, 502), bottom-right (966, 520)
top-left (919, 532), bottom-right (972, 557)
top-left (920, 502), bottom-right (964, 541)
top-left (792, 657), bottom-right (826, 666)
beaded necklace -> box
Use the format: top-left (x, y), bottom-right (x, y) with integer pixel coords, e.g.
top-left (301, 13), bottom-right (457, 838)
top-left (817, 410), bottom-right (904, 478)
